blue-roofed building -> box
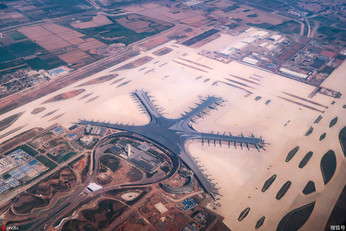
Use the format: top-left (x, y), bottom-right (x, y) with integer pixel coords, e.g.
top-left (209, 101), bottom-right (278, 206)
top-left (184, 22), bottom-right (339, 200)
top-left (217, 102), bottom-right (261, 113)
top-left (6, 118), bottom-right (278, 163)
top-left (48, 67), bottom-right (67, 77)
top-left (19, 164), bottom-right (34, 174)
top-left (29, 160), bottom-right (38, 166)
top-left (9, 149), bottom-right (31, 160)
top-left (183, 222), bottom-right (198, 231)
top-left (6, 179), bottom-right (20, 187)
top-left (29, 160), bottom-right (38, 165)
top-left (10, 169), bottom-right (24, 179)
top-left (4, 177), bottom-right (14, 183)
top-left (0, 185), bottom-right (9, 193)
top-left (66, 133), bottom-right (77, 140)
top-left (22, 152), bottom-right (31, 159)
top-left (9, 152), bottom-right (21, 159)
top-left (181, 198), bottom-right (197, 211)
top-left (52, 126), bottom-right (65, 135)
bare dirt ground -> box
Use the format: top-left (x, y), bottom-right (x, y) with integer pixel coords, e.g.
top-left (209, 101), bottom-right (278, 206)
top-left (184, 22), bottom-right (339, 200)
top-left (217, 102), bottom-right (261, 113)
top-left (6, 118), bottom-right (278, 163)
top-left (0, 35), bottom-right (344, 231)
top-left (0, 127), bottom-right (42, 153)
top-left (42, 89), bottom-right (86, 104)
top-left (152, 47), bottom-right (173, 56)
top-left (114, 56), bottom-right (154, 71)
top-left (31, 107), bottom-right (46, 115)
top-left (0, 111), bottom-right (24, 132)
top-left (77, 74), bottom-right (118, 87)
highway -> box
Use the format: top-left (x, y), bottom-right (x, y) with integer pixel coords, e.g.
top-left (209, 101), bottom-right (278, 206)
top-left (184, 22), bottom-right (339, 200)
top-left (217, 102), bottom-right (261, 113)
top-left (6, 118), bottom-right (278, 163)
top-left (27, 131), bottom-right (176, 231)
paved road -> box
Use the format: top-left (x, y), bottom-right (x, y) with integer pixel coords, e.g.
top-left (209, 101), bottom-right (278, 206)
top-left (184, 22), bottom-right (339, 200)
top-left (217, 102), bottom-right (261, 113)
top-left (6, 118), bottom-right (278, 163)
top-left (28, 131), bottom-right (176, 231)
top-left (0, 151), bottom-right (87, 207)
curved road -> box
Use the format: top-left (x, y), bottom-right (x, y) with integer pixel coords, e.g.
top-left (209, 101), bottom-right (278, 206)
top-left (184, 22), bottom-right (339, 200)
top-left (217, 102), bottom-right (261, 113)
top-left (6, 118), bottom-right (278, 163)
top-left (26, 132), bottom-right (178, 231)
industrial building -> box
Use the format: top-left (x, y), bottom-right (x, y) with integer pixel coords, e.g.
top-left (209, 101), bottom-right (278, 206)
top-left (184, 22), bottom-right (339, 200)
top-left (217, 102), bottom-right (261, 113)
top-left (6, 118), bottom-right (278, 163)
top-left (0, 149), bottom-right (48, 194)
top-left (279, 67), bottom-right (309, 79)
top-left (90, 126), bottom-right (107, 136)
top-left (242, 57), bottom-right (259, 65)
top-left (180, 197), bottom-right (198, 211)
top-left (118, 141), bottom-right (163, 173)
top-left (52, 126), bottom-right (65, 136)
top-left (79, 136), bottom-right (96, 148)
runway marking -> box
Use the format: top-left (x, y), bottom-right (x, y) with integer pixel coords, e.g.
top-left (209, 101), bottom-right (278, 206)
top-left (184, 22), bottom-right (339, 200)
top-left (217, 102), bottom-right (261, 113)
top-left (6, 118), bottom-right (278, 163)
top-left (85, 96), bottom-right (100, 104)
top-left (78, 93), bottom-right (93, 101)
top-left (229, 74), bottom-right (260, 85)
top-left (110, 77), bottom-right (125, 85)
top-left (144, 69), bottom-right (155, 74)
top-left (214, 81), bottom-right (253, 94)
top-left (173, 60), bottom-right (208, 73)
top-left (277, 96), bottom-right (323, 112)
top-left (224, 78), bottom-right (255, 89)
top-left (282, 92), bottom-right (326, 107)
top-left (253, 74), bottom-right (265, 78)
top-left (178, 57), bottom-right (213, 70)
top-left (49, 113), bottom-right (65, 122)
top-left (117, 80), bottom-right (132, 88)
top-left (249, 77), bottom-right (261, 81)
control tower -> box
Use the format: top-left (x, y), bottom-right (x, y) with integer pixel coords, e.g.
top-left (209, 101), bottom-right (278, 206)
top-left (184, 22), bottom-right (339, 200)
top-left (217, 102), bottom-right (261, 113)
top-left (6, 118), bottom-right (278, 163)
top-left (127, 144), bottom-right (132, 158)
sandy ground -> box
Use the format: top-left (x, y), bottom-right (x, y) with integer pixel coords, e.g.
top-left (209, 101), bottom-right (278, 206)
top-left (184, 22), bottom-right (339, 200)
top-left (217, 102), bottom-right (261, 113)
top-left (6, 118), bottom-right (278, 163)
top-left (0, 33), bottom-right (344, 231)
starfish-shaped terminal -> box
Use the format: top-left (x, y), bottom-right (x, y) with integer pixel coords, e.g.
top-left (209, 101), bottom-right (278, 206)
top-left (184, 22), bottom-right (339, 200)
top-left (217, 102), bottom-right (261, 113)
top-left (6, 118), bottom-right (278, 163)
top-left (77, 89), bottom-right (265, 197)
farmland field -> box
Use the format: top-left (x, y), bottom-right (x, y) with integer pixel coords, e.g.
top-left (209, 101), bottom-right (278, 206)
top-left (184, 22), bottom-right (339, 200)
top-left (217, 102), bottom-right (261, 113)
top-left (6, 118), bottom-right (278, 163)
top-left (79, 14), bottom-right (174, 45)
top-left (7, 31), bottom-right (27, 41)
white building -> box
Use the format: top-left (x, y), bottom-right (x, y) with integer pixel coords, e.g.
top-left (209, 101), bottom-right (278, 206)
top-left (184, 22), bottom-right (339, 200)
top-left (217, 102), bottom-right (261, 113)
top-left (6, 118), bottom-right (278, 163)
top-left (279, 67), bottom-right (308, 79)
top-left (242, 57), bottom-right (259, 65)
top-left (87, 183), bottom-right (102, 191)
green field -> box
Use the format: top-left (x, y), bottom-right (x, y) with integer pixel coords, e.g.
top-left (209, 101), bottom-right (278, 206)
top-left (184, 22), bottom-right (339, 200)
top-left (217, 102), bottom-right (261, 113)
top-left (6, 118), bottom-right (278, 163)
top-left (5, 144), bottom-right (38, 157)
top-left (247, 13), bottom-right (258, 18)
top-left (247, 22), bottom-right (273, 29)
top-left (47, 152), bottom-right (77, 164)
top-left (317, 26), bottom-right (346, 41)
top-left (19, 144), bottom-right (38, 157)
top-left (247, 20), bottom-right (301, 34)
top-left (80, 15), bottom-right (173, 45)
top-left (0, 47), bottom-right (16, 62)
top-left (36, 155), bottom-right (58, 169)
top-left (1, 41), bottom-right (65, 72)
top-left (99, 155), bottom-right (120, 172)
top-left (24, 0), bottom-right (91, 20)
top-left (81, 21), bottom-right (145, 45)
top-left (8, 31), bottom-right (27, 41)
top-left (7, 41), bottom-right (45, 58)
top-left (26, 56), bottom-right (66, 71)
top-left (268, 21), bottom-right (301, 34)
top-left (320, 66), bottom-right (335, 75)
top-left (0, 59), bottom-right (26, 75)
top-left (222, 4), bottom-right (240, 12)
